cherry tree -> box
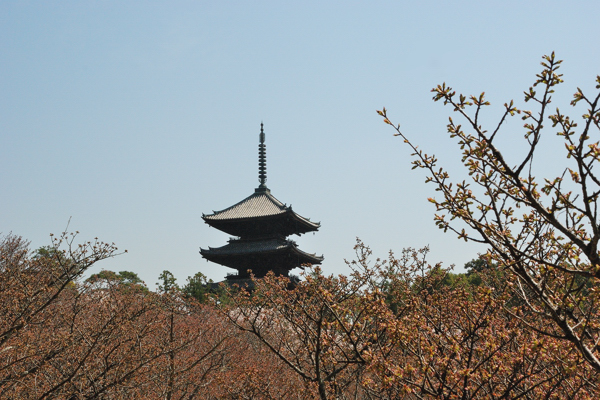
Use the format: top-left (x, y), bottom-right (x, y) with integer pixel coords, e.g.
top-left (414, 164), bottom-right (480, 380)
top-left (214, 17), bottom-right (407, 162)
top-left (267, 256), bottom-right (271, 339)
top-left (379, 53), bottom-right (600, 372)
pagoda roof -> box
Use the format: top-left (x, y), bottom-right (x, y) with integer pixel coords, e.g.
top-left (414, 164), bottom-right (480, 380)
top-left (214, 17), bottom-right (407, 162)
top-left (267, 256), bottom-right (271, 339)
top-left (202, 188), bottom-right (320, 236)
top-left (200, 237), bottom-right (324, 268)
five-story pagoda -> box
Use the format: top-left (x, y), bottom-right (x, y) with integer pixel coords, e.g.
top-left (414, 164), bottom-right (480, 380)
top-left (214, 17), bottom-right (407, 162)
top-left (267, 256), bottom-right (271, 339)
top-left (200, 124), bottom-right (323, 281)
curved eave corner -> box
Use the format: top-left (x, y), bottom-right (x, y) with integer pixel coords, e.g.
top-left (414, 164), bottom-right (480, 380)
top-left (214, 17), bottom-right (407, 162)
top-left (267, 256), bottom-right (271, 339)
top-left (284, 209), bottom-right (321, 231)
top-left (290, 245), bottom-right (324, 265)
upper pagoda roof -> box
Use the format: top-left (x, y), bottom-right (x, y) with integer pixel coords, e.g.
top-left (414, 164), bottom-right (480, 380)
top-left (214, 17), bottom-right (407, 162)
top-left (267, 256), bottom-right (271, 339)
top-left (204, 189), bottom-right (285, 220)
top-left (202, 188), bottom-right (320, 237)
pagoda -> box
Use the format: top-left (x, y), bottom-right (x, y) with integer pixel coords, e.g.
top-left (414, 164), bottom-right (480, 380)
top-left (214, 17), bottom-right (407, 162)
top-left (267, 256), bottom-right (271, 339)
top-left (200, 123), bottom-right (323, 281)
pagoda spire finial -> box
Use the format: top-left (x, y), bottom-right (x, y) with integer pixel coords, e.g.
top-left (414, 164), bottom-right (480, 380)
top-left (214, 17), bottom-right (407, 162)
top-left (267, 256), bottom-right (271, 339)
top-left (258, 122), bottom-right (267, 190)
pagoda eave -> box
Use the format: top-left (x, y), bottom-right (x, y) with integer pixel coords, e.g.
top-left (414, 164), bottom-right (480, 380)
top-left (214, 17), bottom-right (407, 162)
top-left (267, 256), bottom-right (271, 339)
top-left (200, 238), bottom-right (323, 272)
top-left (202, 211), bottom-right (320, 237)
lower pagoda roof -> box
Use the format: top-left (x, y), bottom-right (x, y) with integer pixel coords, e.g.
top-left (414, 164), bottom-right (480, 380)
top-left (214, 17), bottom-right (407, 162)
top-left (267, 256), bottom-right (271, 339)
top-left (202, 188), bottom-right (320, 238)
top-left (200, 237), bottom-right (323, 275)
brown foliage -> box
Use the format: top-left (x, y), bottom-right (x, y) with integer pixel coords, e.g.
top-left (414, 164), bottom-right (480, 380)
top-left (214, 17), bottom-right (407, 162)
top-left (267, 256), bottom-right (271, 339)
top-left (223, 267), bottom-right (375, 399)
top-left (379, 53), bottom-right (600, 372)
top-left (0, 233), bottom-right (232, 399)
top-left (0, 232), bottom-right (328, 399)
top-left (222, 242), bottom-right (599, 399)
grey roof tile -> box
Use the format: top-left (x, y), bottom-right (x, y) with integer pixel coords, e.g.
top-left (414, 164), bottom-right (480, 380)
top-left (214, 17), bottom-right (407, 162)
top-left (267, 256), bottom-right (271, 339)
top-left (204, 191), bottom-right (285, 220)
top-left (203, 190), bottom-right (319, 229)
top-left (204, 238), bottom-right (288, 255)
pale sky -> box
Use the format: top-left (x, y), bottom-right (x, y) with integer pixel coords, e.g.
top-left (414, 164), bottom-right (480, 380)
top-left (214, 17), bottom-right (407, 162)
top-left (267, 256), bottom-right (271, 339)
top-left (2, 1), bottom-right (599, 288)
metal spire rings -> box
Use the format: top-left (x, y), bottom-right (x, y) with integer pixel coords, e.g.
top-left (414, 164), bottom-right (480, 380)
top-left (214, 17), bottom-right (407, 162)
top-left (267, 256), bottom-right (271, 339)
top-left (258, 123), bottom-right (267, 189)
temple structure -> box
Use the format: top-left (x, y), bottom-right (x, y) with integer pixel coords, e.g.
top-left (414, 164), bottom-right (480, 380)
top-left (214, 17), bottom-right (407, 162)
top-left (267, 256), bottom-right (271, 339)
top-left (200, 124), bottom-right (323, 282)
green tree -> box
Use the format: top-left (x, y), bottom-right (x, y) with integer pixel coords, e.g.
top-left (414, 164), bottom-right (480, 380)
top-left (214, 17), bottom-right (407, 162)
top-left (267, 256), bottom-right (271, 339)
top-left (182, 272), bottom-right (210, 300)
top-left (157, 270), bottom-right (179, 294)
top-left (464, 257), bottom-right (500, 287)
top-left (379, 53), bottom-right (600, 371)
top-left (182, 272), bottom-right (230, 304)
top-left (464, 257), bottom-right (494, 275)
top-left (118, 270), bottom-right (144, 285)
top-left (87, 269), bottom-right (147, 291)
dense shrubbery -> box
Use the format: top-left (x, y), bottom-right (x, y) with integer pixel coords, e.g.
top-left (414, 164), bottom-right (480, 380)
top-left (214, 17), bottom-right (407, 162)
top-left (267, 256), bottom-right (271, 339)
top-left (0, 233), bottom-right (309, 400)
top-left (224, 242), bottom-right (598, 399)
top-left (1, 233), bottom-right (598, 399)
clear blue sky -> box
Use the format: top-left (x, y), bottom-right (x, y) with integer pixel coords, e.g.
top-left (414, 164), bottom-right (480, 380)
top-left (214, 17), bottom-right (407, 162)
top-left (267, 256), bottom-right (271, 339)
top-left (2, 1), bottom-right (599, 288)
